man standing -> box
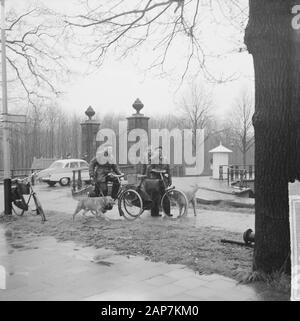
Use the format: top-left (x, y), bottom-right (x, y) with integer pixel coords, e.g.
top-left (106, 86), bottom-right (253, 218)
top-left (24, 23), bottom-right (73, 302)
top-left (143, 146), bottom-right (172, 217)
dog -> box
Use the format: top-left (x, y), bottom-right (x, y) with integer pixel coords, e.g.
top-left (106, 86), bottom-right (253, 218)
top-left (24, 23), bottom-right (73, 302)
top-left (72, 196), bottom-right (115, 221)
top-left (178, 183), bottom-right (201, 216)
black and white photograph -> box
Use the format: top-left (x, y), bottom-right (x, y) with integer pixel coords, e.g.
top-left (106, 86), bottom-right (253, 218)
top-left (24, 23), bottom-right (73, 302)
top-left (0, 0), bottom-right (300, 304)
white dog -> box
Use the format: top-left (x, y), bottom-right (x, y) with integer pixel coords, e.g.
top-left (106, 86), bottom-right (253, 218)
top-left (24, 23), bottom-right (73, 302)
top-left (179, 183), bottom-right (201, 216)
top-left (72, 196), bottom-right (115, 221)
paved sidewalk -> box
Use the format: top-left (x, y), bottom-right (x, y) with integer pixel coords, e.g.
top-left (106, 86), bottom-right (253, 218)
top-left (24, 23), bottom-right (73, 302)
top-left (0, 227), bottom-right (285, 301)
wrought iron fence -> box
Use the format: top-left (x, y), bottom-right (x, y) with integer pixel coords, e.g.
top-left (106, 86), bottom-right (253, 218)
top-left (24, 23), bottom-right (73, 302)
top-left (218, 165), bottom-right (255, 186)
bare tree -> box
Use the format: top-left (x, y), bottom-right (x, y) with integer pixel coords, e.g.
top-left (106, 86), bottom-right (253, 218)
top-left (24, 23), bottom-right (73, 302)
top-left (229, 89), bottom-right (254, 166)
top-left (4, 4), bottom-right (71, 105)
top-left (64, 0), bottom-right (247, 82)
top-left (101, 112), bottom-right (126, 133)
top-left (149, 113), bottom-right (181, 130)
top-left (178, 83), bottom-right (213, 152)
top-left (244, 0), bottom-right (296, 275)
top-left (6, 104), bottom-right (82, 170)
top-left (44, 105), bottom-right (60, 158)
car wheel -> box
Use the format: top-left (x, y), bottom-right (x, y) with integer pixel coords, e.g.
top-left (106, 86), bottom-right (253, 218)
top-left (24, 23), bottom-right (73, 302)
top-left (59, 177), bottom-right (70, 186)
top-left (47, 182), bottom-right (56, 187)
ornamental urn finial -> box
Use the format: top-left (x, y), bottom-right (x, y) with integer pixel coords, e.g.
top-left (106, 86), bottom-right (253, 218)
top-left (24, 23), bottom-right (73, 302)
top-left (132, 98), bottom-right (144, 114)
top-left (85, 106), bottom-right (95, 120)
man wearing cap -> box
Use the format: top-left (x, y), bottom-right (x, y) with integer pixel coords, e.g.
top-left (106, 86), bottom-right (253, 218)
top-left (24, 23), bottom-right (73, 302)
top-left (89, 145), bottom-right (122, 200)
top-left (142, 146), bottom-right (172, 217)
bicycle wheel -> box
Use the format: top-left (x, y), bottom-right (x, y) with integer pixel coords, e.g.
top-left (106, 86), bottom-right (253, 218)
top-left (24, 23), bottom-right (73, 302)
top-left (118, 189), bottom-right (143, 221)
top-left (161, 188), bottom-right (188, 219)
top-left (32, 193), bottom-right (47, 222)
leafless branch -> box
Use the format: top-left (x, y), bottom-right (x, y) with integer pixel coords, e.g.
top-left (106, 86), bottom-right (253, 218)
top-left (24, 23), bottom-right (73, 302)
top-left (1, 5), bottom-right (71, 106)
top-left (63, 0), bottom-right (245, 83)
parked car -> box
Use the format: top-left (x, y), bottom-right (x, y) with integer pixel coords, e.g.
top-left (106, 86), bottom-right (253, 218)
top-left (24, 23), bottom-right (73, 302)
top-left (36, 159), bottom-right (90, 187)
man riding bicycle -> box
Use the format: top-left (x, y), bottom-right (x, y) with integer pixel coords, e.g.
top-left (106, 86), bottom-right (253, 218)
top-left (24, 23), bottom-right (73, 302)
top-left (89, 145), bottom-right (123, 200)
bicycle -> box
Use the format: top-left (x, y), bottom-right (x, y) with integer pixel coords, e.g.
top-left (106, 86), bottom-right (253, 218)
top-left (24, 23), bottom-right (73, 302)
top-left (117, 170), bottom-right (188, 221)
top-left (11, 175), bottom-right (47, 222)
top-left (86, 173), bottom-right (144, 220)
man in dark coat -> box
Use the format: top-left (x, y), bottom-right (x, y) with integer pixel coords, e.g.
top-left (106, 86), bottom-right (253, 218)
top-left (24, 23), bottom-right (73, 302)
top-left (89, 146), bottom-right (122, 200)
top-left (142, 146), bottom-right (172, 217)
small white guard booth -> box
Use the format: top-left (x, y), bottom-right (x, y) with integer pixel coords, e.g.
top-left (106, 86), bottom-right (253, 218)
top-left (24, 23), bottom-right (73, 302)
top-left (209, 142), bottom-right (232, 179)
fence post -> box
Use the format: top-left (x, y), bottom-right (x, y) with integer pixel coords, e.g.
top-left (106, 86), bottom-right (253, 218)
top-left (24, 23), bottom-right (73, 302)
top-left (249, 165), bottom-right (253, 179)
top-left (78, 169), bottom-right (82, 190)
top-left (234, 165), bottom-right (239, 181)
top-left (227, 167), bottom-right (230, 185)
top-left (72, 170), bottom-right (76, 192)
top-left (4, 179), bottom-right (12, 215)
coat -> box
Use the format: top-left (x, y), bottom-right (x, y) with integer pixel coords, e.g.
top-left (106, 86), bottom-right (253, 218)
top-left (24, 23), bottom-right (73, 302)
top-left (142, 152), bottom-right (172, 187)
top-left (89, 157), bottom-right (121, 183)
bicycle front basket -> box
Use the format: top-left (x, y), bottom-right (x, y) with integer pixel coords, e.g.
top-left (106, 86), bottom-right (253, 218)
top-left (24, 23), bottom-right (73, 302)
top-left (143, 178), bottom-right (161, 193)
top-left (11, 187), bottom-right (21, 201)
top-left (17, 182), bottom-right (30, 195)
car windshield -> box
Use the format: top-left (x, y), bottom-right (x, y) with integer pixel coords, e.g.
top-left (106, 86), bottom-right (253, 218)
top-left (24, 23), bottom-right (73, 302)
top-left (49, 161), bottom-right (64, 169)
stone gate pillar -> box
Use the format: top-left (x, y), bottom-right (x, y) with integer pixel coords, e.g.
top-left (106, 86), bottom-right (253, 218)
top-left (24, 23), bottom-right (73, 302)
top-left (126, 98), bottom-right (150, 172)
top-left (80, 106), bottom-right (100, 163)
top-left (127, 98), bottom-right (149, 133)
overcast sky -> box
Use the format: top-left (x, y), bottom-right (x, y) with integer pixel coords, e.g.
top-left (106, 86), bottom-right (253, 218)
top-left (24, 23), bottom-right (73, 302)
top-left (6, 0), bottom-right (254, 120)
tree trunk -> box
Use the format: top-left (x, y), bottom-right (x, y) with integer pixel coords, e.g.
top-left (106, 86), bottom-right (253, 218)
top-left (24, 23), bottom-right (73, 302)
top-left (242, 151), bottom-right (246, 168)
top-left (291, 1), bottom-right (300, 181)
top-left (245, 0), bottom-right (293, 273)
top-left (242, 133), bottom-right (247, 167)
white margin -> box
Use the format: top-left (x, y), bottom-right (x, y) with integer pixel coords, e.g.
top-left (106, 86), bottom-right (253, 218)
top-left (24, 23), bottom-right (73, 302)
top-left (289, 195), bottom-right (300, 301)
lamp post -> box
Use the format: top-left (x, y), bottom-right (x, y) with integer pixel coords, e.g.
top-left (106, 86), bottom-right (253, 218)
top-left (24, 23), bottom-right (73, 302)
top-left (1, 0), bottom-right (12, 215)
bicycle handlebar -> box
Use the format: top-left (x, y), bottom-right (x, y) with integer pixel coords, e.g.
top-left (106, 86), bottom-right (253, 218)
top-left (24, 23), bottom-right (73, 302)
top-left (11, 172), bottom-right (35, 185)
top-left (11, 177), bottom-right (27, 184)
top-left (137, 174), bottom-right (147, 178)
top-left (108, 173), bottom-right (125, 178)
top-left (150, 169), bottom-right (167, 174)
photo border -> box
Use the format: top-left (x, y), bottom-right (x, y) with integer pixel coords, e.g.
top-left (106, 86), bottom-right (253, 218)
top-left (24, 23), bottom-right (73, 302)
top-left (289, 195), bottom-right (300, 301)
